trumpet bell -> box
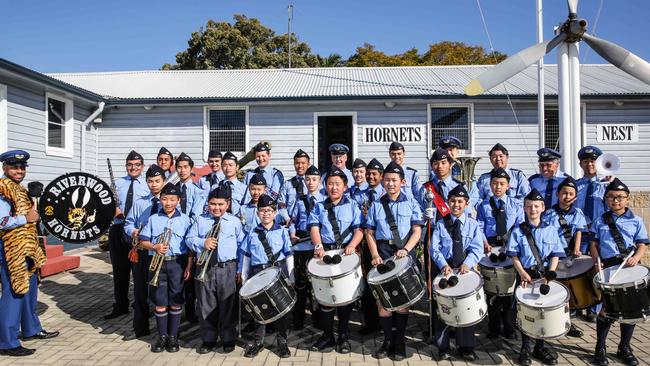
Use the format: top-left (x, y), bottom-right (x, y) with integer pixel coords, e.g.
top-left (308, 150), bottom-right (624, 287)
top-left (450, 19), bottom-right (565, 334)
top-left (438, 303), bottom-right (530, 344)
top-left (596, 153), bottom-right (620, 176)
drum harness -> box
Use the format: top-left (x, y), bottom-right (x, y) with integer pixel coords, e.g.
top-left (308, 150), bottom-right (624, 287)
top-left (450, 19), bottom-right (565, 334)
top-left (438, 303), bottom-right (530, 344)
top-left (379, 196), bottom-right (408, 249)
top-left (602, 211), bottom-right (632, 262)
top-left (553, 205), bottom-right (576, 253)
top-left (254, 229), bottom-right (281, 269)
top-left (324, 201), bottom-right (352, 249)
top-left (519, 222), bottom-right (546, 279)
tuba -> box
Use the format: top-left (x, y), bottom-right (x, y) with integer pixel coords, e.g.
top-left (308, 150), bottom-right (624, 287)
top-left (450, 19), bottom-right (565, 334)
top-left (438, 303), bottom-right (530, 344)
top-left (195, 218), bottom-right (222, 282)
top-left (148, 223), bottom-right (173, 287)
top-left (453, 156), bottom-right (481, 189)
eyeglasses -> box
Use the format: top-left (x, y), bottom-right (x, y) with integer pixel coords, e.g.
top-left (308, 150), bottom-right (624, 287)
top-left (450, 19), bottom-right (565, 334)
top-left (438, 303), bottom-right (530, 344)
top-left (258, 208), bottom-right (275, 215)
top-left (126, 163), bottom-right (143, 168)
top-left (606, 195), bottom-right (628, 202)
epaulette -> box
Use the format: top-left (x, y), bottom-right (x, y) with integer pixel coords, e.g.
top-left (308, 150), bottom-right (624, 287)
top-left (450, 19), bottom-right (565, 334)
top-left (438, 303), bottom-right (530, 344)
top-left (406, 167), bottom-right (417, 172)
top-left (528, 173), bottom-right (541, 182)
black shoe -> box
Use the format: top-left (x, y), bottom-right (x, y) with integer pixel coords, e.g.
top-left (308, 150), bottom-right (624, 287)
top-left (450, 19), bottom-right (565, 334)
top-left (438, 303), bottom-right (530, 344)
top-left (518, 349), bottom-right (532, 366)
top-left (616, 345), bottom-right (639, 366)
top-left (358, 325), bottom-right (381, 335)
top-left (197, 342), bottom-right (217, 354)
top-left (594, 346), bottom-right (609, 366)
top-left (437, 349), bottom-right (451, 361)
top-left (122, 331), bottom-right (150, 341)
top-left (504, 332), bottom-right (519, 341)
top-left (581, 311), bottom-right (597, 323)
top-left (461, 349), bottom-right (478, 362)
top-left (374, 341), bottom-right (392, 359)
top-left (244, 343), bottom-right (264, 358)
top-left (310, 335), bottom-right (335, 352)
top-left (567, 325), bottom-right (584, 338)
top-left (0, 346), bottom-right (35, 357)
top-left (166, 336), bottom-right (180, 353)
top-left (337, 338), bottom-right (351, 354)
top-left (243, 321), bottom-right (256, 333)
top-left (22, 330), bottom-right (60, 340)
top-left (104, 310), bottom-right (129, 320)
top-left (532, 347), bottom-right (558, 365)
top-left (222, 343), bottom-right (235, 353)
top-left (486, 331), bottom-right (500, 339)
top-left (152, 336), bottom-right (168, 353)
top-left (278, 342), bottom-right (291, 358)
top-left (392, 342), bottom-right (406, 361)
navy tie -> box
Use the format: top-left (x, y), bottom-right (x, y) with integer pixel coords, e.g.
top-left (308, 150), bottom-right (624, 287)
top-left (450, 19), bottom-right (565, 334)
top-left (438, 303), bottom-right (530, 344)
top-left (451, 219), bottom-right (465, 268)
top-left (368, 189), bottom-right (376, 203)
top-left (544, 179), bottom-right (554, 209)
top-left (149, 197), bottom-right (159, 215)
top-left (437, 181), bottom-right (445, 200)
top-left (124, 178), bottom-right (135, 218)
top-left (179, 183), bottom-right (188, 214)
top-left (297, 177), bottom-right (304, 196)
top-left (585, 180), bottom-right (595, 220)
top-left (496, 199), bottom-right (507, 240)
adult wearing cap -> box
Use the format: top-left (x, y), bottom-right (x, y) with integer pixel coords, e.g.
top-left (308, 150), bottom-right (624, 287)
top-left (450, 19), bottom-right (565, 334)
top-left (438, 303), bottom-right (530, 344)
top-left (322, 143), bottom-right (354, 188)
top-left (218, 152), bottom-right (247, 215)
top-left (529, 148), bottom-right (570, 211)
top-left (123, 164), bottom-right (166, 340)
top-left (279, 149), bottom-right (310, 225)
top-left (389, 142), bottom-right (421, 199)
top-left (0, 150), bottom-right (58, 357)
top-left (348, 158), bottom-right (368, 204)
top-left (438, 136), bottom-right (462, 180)
top-left (197, 150), bottom-right (225, 195)
top-left (476, 143), bottom-right (531, 203)
top-left (157, 147), bottom-right (174, 178)
top-left (590, 178), bottom-right (648, 366)
top-left (105, 150), bottom-right (149, 320)
top-left (242, 143), bottom-right (284, 204)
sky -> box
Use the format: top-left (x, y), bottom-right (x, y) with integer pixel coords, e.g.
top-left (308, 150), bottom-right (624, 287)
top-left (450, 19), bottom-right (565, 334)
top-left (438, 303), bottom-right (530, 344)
top-left (1, 0), bottom-right (649, 73)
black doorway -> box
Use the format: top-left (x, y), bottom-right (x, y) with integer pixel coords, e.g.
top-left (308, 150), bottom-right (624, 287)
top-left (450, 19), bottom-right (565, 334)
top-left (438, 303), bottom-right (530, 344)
top-left (317, 115), bottom-right (354, 171)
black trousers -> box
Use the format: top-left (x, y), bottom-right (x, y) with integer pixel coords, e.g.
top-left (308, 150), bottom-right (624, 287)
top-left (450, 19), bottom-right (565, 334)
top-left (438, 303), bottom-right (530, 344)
top-left (487, 294), bottom-right (516, 336)
top-left (108, 224), bottom-right (131, 313)
top-left (360, 242), bottom-right (379, 327)
top-left (292, 250), bottom-right (314, 327)
top-left (131, 249), bottom-right (150, 335)
top-left (195, 261), bottom-right (237, 345)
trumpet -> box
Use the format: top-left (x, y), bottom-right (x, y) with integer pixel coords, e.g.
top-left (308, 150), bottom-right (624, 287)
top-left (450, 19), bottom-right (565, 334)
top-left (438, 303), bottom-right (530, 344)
top-left (195, 219), bottom-right (222, 282)
top-left (148, 223), bottom-right (173, 287)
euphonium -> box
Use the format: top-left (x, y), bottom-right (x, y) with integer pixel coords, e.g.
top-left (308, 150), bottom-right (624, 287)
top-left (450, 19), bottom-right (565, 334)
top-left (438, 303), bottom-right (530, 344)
top-left (453, 156), bottom-right (481, 189)
top-left (148, 224), bottom-right (173, 287)
top-left (195, 218), bottom-right (222, 282)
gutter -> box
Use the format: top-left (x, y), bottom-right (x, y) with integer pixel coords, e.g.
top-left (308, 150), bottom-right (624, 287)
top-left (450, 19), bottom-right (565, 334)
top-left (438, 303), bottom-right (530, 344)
top-left (80, 101), bottom-right (105, 172)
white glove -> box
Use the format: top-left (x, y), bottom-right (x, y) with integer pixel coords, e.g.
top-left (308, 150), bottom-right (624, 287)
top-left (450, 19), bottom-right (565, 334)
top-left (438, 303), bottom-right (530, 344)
top-left (424, 207), bottom-right (437, 220)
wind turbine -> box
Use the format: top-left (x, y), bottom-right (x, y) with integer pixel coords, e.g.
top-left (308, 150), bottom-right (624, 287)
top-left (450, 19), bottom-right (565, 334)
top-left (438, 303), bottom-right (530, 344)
top-left (465, 0), bottom-right (650, 177)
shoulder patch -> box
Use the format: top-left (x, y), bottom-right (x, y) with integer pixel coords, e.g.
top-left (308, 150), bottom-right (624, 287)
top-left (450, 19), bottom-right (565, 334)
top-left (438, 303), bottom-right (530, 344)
top-left (406, 167), bottom-right (417, 172)
top-left (529, 173), bottom-right (541, 182)
top-left (452, 178), bottom-right (463, 185)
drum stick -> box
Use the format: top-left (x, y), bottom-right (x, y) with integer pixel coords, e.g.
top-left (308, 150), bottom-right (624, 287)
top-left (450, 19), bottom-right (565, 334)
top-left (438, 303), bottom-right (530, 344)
top-left (238, 297), bottom-right (242, 338)
top-left (609, 250), bottom-right (635, 282)
top-left (597, 257), bottom-right (604, 284)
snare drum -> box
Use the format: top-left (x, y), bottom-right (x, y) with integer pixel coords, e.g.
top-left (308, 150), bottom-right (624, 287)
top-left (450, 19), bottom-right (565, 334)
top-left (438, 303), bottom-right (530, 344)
top-left (515, 281), bottom-right (570, 339)
top-left (239, 267), bottom-right (297, 324)
top-left (433, 270), bottom-right (487, 327)
top-left (367, 256), bottom-right (425, 311)
top-left (308, 249), bottom-right (364, 307)
top-left (594, 265), bottom-right (650, 324)
top-left (478, 246), bottom-right (517, 296)
top-left (555, 255), bottom-right (600, 309)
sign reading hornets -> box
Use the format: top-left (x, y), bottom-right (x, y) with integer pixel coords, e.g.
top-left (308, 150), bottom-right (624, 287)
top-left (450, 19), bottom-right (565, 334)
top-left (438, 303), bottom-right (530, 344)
top-left (363, 125), bottom-right (424, 144)
top-left (39, 172), bottom-right (116, 243)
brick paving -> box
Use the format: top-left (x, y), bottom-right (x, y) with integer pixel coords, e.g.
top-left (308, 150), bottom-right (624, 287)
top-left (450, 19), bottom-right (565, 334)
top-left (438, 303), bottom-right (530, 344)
top-left (2, 247), bottom-right (649, 366)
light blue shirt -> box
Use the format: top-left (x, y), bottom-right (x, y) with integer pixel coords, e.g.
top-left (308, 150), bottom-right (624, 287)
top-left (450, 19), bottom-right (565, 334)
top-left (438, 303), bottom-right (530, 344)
top-left (124, 194), bottom-right (158, 238)
top-left (429, 214), bottom-right (484, 270)
top-left (197, 171), bottom-right (225, 195)
top-left (238, 223), bottom-right (293, 270)
top-left (186, 212), bottom-right (244, 261)
top-left (307, 197), bottom-right (361, 245)
top-left (237, 202), bottom-right (284, 234)
top-left (114, 174), bottom-right (149, 224)
top-left (416, 175), bottom-right (478, 216)
top-left (365, 193), bottom-right (424, 241)
top-left (280, 175), bottom-right (308, 219)
top-left (220, 178), bottom-right (247, 215)
top-left (575, 176), bottom-right (607, 225)
top-left (476, 167), bottom-right (530, 203)
top-left (177, 179), bottom-right (206, 218)
top-left (543, 205), bottom-right (588, 249)
top-left (243, 166), bottom-right (285, 202)
top-left (289, 191), bottom-right (325, 251)
top-left (591, 209), bottom-right (650, 260)
top-left (528, 170), bottom-right (570, 209)
top-left (402, 166), bottom-right (421, 199)
top-left (347, 182), bottom-right (369, 206)
top-left (0, 196), bottom-right (28, 264)
top-left (506, 221), bottom-right (566, 269)
top-left (139, 209), bottom-right (190, 256)
top-left (476, 195), bottom-right (524, 239)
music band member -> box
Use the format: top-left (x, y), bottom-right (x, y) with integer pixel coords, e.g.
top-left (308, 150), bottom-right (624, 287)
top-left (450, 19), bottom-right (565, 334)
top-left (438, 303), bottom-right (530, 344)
top-left (123, 164), bottom-right (166, 340)
top-left (0, 150), bottom-right (58, 357)
top-left (590, 179), bottom-right (648, 366)
top-left (279, 149), bottom-right (310, 225)
top-left (187, 185), bottom-right (243, 354)
top-left (529, 148), bottom-right (569, 210)
top-left (438, 136), bottom-right (462, 180)
top-left (106, 150), bottom-right (148, 320)
top-left (476, 143), bottom-right (530, 203)
top-left (219, 152), bottom-right (246, 215)
top-left (388, 142), bottom-right (420, 199)
top-left (157, 147), bottom-right (174, 178)
top-left (242, 143), bottom-right (284, 203)
top-left (197, 150), bottom-right (225, 195)
top-left (239, 173), bottom-right (271, 234)
top-left (238, 194), bottom-right (294, 358)
top-left (429, 184), bottom-right (483, 362)
top-left (506, 189), bottom-right (565, 366)
top-left (365, 162), bottom-right (423, 361)
top-left (321, 144), bottom-right (354, 189)
top-left (308, 167), bottom-right (363, 353)
top-left (348, 158), bottom-right (368, 201)
top-left (139, 183), bottom-right (192, 353)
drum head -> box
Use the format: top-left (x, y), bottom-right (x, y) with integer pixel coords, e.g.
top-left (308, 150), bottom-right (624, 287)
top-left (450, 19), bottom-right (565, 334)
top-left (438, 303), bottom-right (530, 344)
top-left (515, 281), bottom-right (568, 308)
top-left (478, 246), bottom-right (513, 268)
top-left (307, 249), bottom-right (360, 277)
top-left (597, 265), bottom-right (649, 286)
top-left (368, 256), bottom-right (411, 283)
top-left (240, 267), bottom-right (280, 297)
top-left (433, 270), bottom-right (481, 297)
top-left (556, 255), bottom-right (593, 279)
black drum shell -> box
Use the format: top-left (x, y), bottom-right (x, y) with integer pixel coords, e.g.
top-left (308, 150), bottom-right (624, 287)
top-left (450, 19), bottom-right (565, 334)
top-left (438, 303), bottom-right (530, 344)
top-left (368, 264), bottom-right (425, 312)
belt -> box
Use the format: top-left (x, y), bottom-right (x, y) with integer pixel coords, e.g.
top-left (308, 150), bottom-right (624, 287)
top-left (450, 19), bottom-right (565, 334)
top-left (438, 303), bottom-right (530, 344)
top-left (295, 230), bottom-right (310, 238)
top-left (216, 259), bottom-right (237, 268)
top-left (486, 236), bottom-right (506, 246)
top-left (253, 259), bottom-right (286, 270)
top-left (162, 254), bottom-right (187, 261)
top-left (322, 242), bottom-right (350, 249)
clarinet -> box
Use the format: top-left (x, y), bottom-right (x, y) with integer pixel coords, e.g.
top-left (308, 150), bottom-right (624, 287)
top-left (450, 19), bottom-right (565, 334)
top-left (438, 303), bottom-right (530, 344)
top-left (106, 158), bottom-right (122, 208)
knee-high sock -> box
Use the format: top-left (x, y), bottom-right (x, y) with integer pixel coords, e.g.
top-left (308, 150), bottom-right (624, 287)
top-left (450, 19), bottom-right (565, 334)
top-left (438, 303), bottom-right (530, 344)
top-left (379, 316), bottom-right (393, 343)
top-left (320, 308), bottom-right (335, 339)
top-left (155, 310), bottom-right (168, 337)
top-left (393, 312), bottom-right (409, 345)
top-left (168, 308), bottom-right (182, 337)
top-left (596, 317), bottom-right (612, 349)
top-left (619, 323), bottom-right (636, 348)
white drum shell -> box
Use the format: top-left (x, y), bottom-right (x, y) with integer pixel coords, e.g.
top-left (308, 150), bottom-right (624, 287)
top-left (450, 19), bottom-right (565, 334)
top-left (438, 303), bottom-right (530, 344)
top-left (516, 281), bottom-right (571, 339)
top-left (433, 270), bottom-right (487, 327)
top-left (308, 249), bottom-right (364, 307)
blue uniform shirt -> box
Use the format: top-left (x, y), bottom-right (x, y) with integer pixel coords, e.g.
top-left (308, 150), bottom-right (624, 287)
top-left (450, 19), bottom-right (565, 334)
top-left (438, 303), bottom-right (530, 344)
top-left (197, 171), bottom-right (225, 195)
top-left (575, 176), bottom-right (606, 225)
top-left (528, 170), bottom-right (570, 209)
top-left (178, 179), bottom-right (206, 218)
top-left (429, 214), bottom-right (484, 270)
top-left (114, 175), bottom-right (149, 224)
top-left (0, 196), bottom-right (28, 264)
top-left (365, 193), bottom-right (424, 241)
top-left (280, 175), bottom-right (308, 218)
top-left (238, 201), bottom-right (284, 234)
top-left (238, 223), bottom-right (293, 270)
top-left (591, 209), bottom-right (650, 260)
top-left (543, 205), bottom-right (587, 249)
top-left (476, 195), bottom-right (524, 239)
top-left (476, 167), bottom-right (530, 203)
top-left (289, 191), bottom-right (326, 251)
top-left (347, 182), bottom-right (369, 206)
top-left (139, 209), bottom-right (190, 256)
top-left (186, 212), bottom-right (244, 261)
top-left (243, 166), bottom-right (285, 201)
top-left (307, 196), bottom-right (361, 245)
top-left (220, 178), bottom-right (247, 215)
top-left (506, 221), bottom-right (566, 269)
top-left (416, 175), bottom-right (478, 216)
top-left (402, 166), bottom-right (421, 199)
top-left (124, 194), bottom-right (158, 238)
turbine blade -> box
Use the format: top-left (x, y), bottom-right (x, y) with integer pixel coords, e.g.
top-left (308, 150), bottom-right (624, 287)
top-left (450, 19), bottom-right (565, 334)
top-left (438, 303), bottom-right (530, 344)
top-left (583, 33), bottom-right (650, 86)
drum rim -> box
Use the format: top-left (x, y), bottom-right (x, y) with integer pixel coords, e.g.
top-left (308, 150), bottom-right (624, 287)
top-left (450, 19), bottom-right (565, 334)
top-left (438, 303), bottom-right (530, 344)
top-left (433, 270), bottom-right (484, 300)
top-left (380, 286), bottom-right (426, 312)
top-left (517, 325), bottom-right (569, 340)
top-left (555, 256), bottom-right (596, 280)
top-left (307, 252), bottom-right (361, 280)
top-left (239, 267), bottom-right (281, 298)
top-left (515, 281), bottom-right (570, 311)
top-left (437, 308), bottom-right (488, 328)
top-left (367, 256), bottom-right (419, 285)
top-left (594, 265), bottom-right (650, 289)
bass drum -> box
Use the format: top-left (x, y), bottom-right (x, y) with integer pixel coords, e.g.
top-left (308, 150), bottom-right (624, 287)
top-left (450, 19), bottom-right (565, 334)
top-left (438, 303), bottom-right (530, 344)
top-left (555, 255), bottom-right (600, 309)
top-left (239, 267), bottom-right (296, 324)
top-left (367, 255), bottom-right (425, 312)
top-left (308, 249), bottom-right (363, 307)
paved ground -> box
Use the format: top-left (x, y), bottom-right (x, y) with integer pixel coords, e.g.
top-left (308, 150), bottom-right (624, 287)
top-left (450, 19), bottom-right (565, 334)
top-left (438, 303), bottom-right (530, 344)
top-left (2, 247), bottom-right (649, 366)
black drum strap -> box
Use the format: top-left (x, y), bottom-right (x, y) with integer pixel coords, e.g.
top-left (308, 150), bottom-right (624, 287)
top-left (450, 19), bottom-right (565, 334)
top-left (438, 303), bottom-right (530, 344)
top-left (255, 228), bottom-right (277, 265)
top-left (519, 222), bottom-right (544, 271)
top-left (602, 211), bottom-right (629, 256)
top-left (380, 195), bottom-right (404, 249)
top-left (324, 201), bottom-right (351, 248)
top-left (553, 205), bottom-right (575, 250)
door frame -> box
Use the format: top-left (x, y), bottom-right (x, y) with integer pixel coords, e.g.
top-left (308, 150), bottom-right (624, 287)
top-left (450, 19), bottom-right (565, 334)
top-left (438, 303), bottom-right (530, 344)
top-left (313, 111), bottom-right (357, 168)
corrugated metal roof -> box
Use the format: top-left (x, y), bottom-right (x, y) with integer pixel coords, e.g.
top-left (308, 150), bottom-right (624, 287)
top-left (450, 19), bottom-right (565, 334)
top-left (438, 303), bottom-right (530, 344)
top-left (47, 64), bottom-right (650, 101)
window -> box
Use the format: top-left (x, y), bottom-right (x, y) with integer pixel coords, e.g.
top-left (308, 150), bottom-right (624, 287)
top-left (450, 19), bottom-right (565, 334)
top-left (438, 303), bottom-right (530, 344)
top-left (429, 104), bottom-right (473, 154)
top-left (204, 107), bottom-right (247, 157)
top-left (45, 93), bottom-right (74, 158)
top-left (544, 107), bottom-right (560, 152)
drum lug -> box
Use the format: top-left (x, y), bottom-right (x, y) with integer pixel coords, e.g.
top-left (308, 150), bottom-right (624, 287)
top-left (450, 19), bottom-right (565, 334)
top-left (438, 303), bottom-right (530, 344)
top-left (540, 308), bottom-right (545, 320)
top-left (452, 298), bottom-right (457, 306)
top-left (455, 315), bottom-right (460, 323)
top-left (564, 305), bottom-right (569, 314)
top-left (540, 327), bottom-right (545, 337)
top-left (245, 304), bottom-right (251, 313)
top-left (355, 271), bottom-right (359, 279)
top-left (332, 295), bottom-right (336, 303)
top-left (253, 305), bottom-right (261, 314)
top-left (476, 292), bottom-right (481, 301)
top-left (479, 308), bottom-right (485, 317)
top-left (371, 289), bottom-right (379, 300)
top-left (383, 291), bottom-right (390, 300)
top-left (565, 322), bottom-right (571, 332)
top-left (328, 278), bottom-right (334, 288)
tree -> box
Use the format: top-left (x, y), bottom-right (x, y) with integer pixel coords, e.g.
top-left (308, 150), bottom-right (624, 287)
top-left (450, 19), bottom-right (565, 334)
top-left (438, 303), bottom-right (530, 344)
top-left (317, 53), bottom-right (345, 67)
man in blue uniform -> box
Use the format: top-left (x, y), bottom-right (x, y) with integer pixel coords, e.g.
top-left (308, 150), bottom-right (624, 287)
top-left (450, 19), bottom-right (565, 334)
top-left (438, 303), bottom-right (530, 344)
top-left (529, 148), bottom-right (570, 211)
top-left (106, 150), bottom-right (149, 320)
top-left (279, 149), bottom-right (310, 224)
top-left (476, 143), bottom-right (530, 203)
top-left (157, 147), bottom-right (174, 178)
top-left (197, 150), bottom-right (225, 195)
top-left (0, 150), bottom-right (58, 357)
top-left (388, 142), bottom-right (420, 199)
top-left (242, 142), bottom-right (284, 203)
top-left (238, 194), bottom-right (294, 358)
top-left (348, 158), bottom-right (368, 202)
top-left (321, 144), bottom-right (354, 188)
top-left (590, 178), bottom-right (648, 366)
top-left (365, 162), bottom-right (423, 361)
top-left (506, 189), bottom-right (565, 366)
top-left (187, 184), bottom-right (244, 354)
top-left (429, 184), bottom-right (483, 362)
top-left (219, 152), bottom-right (247, 215)
top-left (438, 136), bottom-right (462, 180)
top-left (123, 164), bottom-right (166, 340)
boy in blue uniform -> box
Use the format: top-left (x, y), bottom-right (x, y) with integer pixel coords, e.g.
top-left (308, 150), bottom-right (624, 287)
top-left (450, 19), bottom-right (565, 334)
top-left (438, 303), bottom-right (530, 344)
top-left (123, 164), bottom-right (166, 340)
top-left (476, 167), bottom-right (523, 341)
top-left (156, 147), bottom-right (174, 178)
top-left (365, 162), bottom-right (423, 361)
top-left (187, 184), bottom-right (244, 354)
top-left (288, 165), bottom-right (324, 330)
top-left (476, 143), bottom-right (530, 203)
top-left (591, 178), bottom-right (648, 366)
top-left (238, 194), bottom-right (294, 358)
top-left (219, 152), bottom-right (246, 215)
top-left (388, 142), bottom-right (420, 199)
top-left (279, 149), bottom-right (310, 224)
top-left (429, 184), bottom-right (483, 362)
top-left (240, 173), bottom-right (271, 234)
top-left (506, 189), bottom-right (565, 366)
top-left (139, 183), bottom-right (192, 353)
top-left (308, 167), bottom-right (363, 353)
top-left (348, 158), bottom-right (368, 203)
top-left (242, 142), bottom-right (284, 203)
top-left (197, 150), bottom-right (225, 195)
top-left (528, 148), bottom-right (570, 210)
top-left (438, 136), bottom-right (462, 180)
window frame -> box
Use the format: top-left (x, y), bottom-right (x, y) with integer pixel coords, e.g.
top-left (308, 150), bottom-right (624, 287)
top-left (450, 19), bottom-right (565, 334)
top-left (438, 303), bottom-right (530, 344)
top-left (0, 84), bottom-right (7, 153)
top-left (427, 103), bottom-right (475, 156)
top-left (45, 92), bottom-right (74, 158)
top-left (203, 105), bottom-right (249, 161)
